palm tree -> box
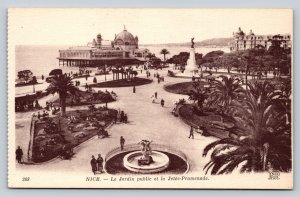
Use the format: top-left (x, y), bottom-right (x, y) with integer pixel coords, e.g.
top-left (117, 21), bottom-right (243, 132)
top-left (46, 75), bottom-right (79, 117)
top-left (208, 75), bottom-right (244, 108)
top-left (188, 81), bottom-right (209, 114)
top-left (160, 49), bottom-right (170, 62)
top-left (203, 81), bottom-right (291, 174)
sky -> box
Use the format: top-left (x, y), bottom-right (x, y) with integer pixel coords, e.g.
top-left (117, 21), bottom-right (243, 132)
top-left (8, 8), bottom-right (293, 45)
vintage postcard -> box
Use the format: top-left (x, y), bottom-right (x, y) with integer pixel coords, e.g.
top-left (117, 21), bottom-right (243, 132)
top-left (8, 8), bottom-right (293, 188)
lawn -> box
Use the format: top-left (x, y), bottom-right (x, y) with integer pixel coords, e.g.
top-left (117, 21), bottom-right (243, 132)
top-left (178, 104), bottom-right (235, 139)
top-left (89, 77), bottom-right (153, 88)
top-left (164, 81), bottom-right (208, 95)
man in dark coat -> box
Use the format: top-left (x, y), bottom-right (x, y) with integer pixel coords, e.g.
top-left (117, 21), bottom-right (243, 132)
top-left (97, 154), bottom-right (104, 173)
top-left (188, 126), bottom-right (194, 139)
top-left (161, 99), bottom-right (165, 107)
top-left (90, 155), bottom-right (97, 175)
top-left (120, 136), bottom-right (125, 150)
top-left (15, 146), bottom-right (23, 164)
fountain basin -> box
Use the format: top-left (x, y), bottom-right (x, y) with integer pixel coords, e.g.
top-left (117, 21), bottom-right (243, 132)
top-left (123, 151), bottom-right (170, 174)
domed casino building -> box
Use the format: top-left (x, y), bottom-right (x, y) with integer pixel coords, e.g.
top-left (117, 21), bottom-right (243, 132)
top-left (58, 26), bottom-right (149, 67)
top-left (114, 27), bottom-right (139, 51)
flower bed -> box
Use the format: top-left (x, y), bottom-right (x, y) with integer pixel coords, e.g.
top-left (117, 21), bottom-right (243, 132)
top-left (52, 90), bottom-right (116, 107)
top-left (32, 108), bottom-right (117, 163)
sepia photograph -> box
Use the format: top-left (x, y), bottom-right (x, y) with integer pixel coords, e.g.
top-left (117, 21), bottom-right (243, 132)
top-left (7, 8), bottom-right (293, 189)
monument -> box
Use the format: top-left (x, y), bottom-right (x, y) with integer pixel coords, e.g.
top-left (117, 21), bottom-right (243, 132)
top-left (184, 37), bottom-right (198, 76)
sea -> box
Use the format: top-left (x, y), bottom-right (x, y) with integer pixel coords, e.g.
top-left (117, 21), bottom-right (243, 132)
top-left (15, 45), bottom-right (230, 77)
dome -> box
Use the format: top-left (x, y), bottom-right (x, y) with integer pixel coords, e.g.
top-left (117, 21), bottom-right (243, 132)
top-left (234, 27), bottom-right (245, 38)
top-left (248, 29), bottom-right (255, 36)
top-left (114, 28), bottom-right (137, 45)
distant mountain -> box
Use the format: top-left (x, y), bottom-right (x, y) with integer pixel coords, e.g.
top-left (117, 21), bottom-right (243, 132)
top-left (196, 38), bottom-right (233, 46)
top-left (141, 38), bottom-right (232, 47)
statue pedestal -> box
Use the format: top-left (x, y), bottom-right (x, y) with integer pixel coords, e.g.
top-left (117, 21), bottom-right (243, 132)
top-left (185, 48), bottom-right (198, 76)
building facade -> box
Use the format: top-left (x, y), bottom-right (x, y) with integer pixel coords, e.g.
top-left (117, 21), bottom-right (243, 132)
top-left (229, 27), bottom-right (291, 52)
top-left (58, 27), bottom-right (149, 67)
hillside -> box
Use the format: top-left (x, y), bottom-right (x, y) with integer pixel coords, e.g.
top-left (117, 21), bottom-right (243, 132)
top-left (141, 38), bottom-right (232, 47)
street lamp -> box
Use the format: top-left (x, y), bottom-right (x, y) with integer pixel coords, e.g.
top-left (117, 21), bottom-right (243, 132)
top-left (104, 64), bottom-right (107, 81)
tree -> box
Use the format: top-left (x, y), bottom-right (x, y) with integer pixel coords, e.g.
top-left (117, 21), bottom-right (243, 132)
top-left (208, 75), bottom-right (244, 108)
top-left (167, 52), bottom-right (189, 67)
top-left (160, 49), bottom-right (170, 62)
top-left (152, 57), bottom-right (162, 68)
top-left (218, 53), bottom-right (240, 74)
top-left (46, 75), bottom-right (79, 117)
top-left (202, 50), bottom-right (224, 63)
top-left (267, 35), bottom-right (288, 78)
top-left (146, 53), bottom-right (156, 60)
top-left (100, 92), bottom-right (114, 109)
top-left (203, 81), bottom-right (291, 174)
top-left (188, 81), bottom-right (209, 114)
top-left (241, 49), bottom-right (260, 89)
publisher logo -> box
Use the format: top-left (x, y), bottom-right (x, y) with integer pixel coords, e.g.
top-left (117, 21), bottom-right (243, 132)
top-left (268, 170), bottom-right (280, 180)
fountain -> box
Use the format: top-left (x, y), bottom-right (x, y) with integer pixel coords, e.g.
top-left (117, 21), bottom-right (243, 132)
top-left (123, 140), bottom-right (170, 173)
top-left (104, 142), bottom-right (189, 174)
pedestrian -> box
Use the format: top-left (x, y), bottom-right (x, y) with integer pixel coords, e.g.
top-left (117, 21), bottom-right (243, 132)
top-left (96, 154), bottom-right (104, 173)
top-left (160, 99), bottom-right (164, 107)
top-left (37, 112), bottom-right (41, 119)
top-left (114, 112), bottom-right (118, 123)
top-left (41, 75), bottom-right (44, 80)
top-left (86, 75), bottom-right (88, 80)
top-left (120, 111), bottom-right (125, 122)
top-left (154, 92), bottom-right (157, 99)
top-left (35, 100), bottom-right (39, 109)
top-left (120, 136), bottom-right (125, 150)
top-left (133, 85), bottom-right (136, 93)
top-left (90, 155), bottom-right (97, 175)
top-left (124, 114), bottom-right (128, 123)
top-left (15, 146), bottom-right (23, 164)
top-left (188, 126), bottom-right (194, 139)
top-left (85, 83), bottom-right (88, 90)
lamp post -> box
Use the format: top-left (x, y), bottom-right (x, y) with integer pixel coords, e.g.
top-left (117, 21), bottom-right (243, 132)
top-left (104, 64), bottom-right (107, 81)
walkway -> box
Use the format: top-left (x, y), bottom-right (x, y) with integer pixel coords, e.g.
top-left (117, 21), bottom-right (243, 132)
top-left (15, 68), bottom-right (217, 174)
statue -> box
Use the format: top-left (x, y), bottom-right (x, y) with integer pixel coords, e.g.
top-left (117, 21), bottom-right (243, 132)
top-left (191, 37), bottom-right (195, 48)
top-left (138, 140), bottom-right (153, 165)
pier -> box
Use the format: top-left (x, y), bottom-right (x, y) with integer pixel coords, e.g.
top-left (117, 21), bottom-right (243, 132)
top-left (58, 57), bottom-right (144, 68)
